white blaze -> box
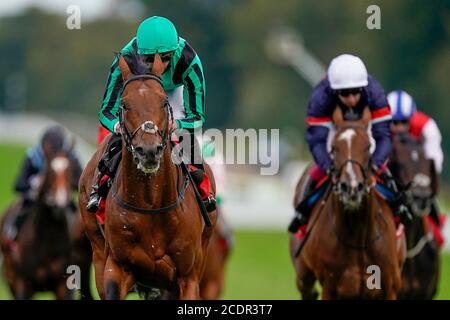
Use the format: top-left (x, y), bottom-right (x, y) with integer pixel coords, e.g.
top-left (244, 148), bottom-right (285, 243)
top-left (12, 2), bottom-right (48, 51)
top-left (51, 157), bottom-right (69, 173)
top-left (51, 157), bottom-right (69, 206)
top-left (338, 129), bottom-right (358, 188)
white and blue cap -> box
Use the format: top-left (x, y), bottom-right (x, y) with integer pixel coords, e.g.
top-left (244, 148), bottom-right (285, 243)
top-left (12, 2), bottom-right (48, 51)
top-left (387, 90), bottom-right (417, 121)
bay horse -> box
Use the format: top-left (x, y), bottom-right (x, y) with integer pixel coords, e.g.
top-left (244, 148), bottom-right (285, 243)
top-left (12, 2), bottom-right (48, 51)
top-left (78, 54), bottom-right (216, 300)
top-left (290, 107), bottom-right (406, 299)
top-left (389, 132), bottom-right (440, 299)
top-left (0, 141), bottom-right (75, 299)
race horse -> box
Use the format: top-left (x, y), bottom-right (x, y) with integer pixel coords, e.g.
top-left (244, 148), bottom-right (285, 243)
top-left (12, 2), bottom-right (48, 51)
top-left (78, 54), bottom-right (217, 299)
top-left (389, 132), bottom-right (440, 299)
top-left (290, 107), bottom-right (406, 299)
top-left (0, 141), bottom-right (75, 299)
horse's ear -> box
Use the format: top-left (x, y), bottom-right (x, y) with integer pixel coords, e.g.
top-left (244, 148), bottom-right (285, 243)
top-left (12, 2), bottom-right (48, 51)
top-left (361, 106), bottom-right (371, 128)
top-left (152, 53), bottom-right (164, 77)
top-left (118, 55), bottom-right (132, 81)
top-left (332, 106), bottom-right (344, 128)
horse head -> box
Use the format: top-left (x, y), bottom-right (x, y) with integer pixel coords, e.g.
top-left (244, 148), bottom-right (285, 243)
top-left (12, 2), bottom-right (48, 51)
top-left (38, 133), bottom-right (75, 213)
top-left (390, 133), bottom-right (433, 217)
top-left (330, 106), bottom-right (372, 211)
top-left (117, 53), bottom-right (172, 175)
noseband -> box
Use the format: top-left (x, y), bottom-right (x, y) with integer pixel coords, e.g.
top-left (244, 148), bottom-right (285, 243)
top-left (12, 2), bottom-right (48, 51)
top-left (331, 158), bottom-right (372, 194)
top-left (119, 74), bottom-right (174, 156)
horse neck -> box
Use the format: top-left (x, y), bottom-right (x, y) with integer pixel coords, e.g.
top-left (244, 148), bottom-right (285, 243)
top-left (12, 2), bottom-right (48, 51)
top-left (332, 190), bottom-right (379, 245)
top-left (117, 145), bottom-right (178, 207)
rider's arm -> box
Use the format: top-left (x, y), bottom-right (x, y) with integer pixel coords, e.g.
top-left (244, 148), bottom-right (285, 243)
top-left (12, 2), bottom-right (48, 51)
top-left (422, 118), bottom-right (443, 174)
top-left (174, 41), bottom-right (206, 131)
top-left (98, 54), bottom-right (124, 133)
top-left (305, 79), bottom-right (334, 172)
top-left (367, 76), bottom-right (393, 168)
top-left (14, 156), bottom-right (38, 193)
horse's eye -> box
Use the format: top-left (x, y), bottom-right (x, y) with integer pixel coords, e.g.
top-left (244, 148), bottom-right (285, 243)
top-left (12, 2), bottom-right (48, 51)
top-left (122, 104), bottom-right (129, 111)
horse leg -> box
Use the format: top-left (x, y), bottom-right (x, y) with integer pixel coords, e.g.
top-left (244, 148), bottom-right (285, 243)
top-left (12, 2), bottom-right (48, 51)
top-left (297, 259), bottom-right (318, 300)
top-left (54, 279), bottom-right (73, 300)
top-left (14, 278), bottom-right (33, 300)
top-left (103, 255), bottom-right (134, 300)
top-left (79, 256), bottom-right (93, 300)
top-left (177, 276), bottom-right (201, 300)
top-left (91, 242), bottom-right (108, 299)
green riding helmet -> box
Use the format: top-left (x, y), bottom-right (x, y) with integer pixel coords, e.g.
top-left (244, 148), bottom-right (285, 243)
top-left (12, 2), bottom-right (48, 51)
top-left (136, 16), bottom-right (179, 55)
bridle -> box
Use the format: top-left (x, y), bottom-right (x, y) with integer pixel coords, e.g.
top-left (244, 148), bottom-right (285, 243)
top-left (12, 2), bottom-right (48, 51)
top-left (112, 73), bottom-right (190, 215)
top-left (330, 158), bottom-right (372, 195)
top-left (329, 124), bottom-right (373, 195)
top-left (118, 74), bottom-right (174, 158)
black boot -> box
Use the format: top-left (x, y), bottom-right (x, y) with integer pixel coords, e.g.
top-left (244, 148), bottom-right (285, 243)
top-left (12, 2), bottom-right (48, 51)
top-left (288, 211), bottom-right (308, 233)
top-left (190, 168), bottom-right (216, 213)
top-left (87, 134), bottom-right (122, 213)
top-left (86, 182), bottom-right (101, 213)
top-left (382, 173), bottom-right (413, 220)
top-left (288, 177), bottom-right (316, 233)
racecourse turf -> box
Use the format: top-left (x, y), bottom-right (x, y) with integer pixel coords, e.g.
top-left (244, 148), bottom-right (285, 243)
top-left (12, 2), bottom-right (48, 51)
top-left (0, 143), bottom-right (449, 300)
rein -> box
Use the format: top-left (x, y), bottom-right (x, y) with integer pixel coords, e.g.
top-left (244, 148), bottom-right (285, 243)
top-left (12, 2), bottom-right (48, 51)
top-left (119, 74), bottom-right (174, 156)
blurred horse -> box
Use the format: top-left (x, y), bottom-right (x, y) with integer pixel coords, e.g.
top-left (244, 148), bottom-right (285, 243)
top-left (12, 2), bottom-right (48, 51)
top-left (0, 142), bottom-right (75, 299)
top-left (390, 132), bottom-right (440, 299)
top-left (70, 210), bottom-right (94, 300)
top-left (290, 107), bottom-right (406, 299)
top-left (78, 54), bottom-right (216, 299)
top-left (200, 211), bottom-right (233, 299)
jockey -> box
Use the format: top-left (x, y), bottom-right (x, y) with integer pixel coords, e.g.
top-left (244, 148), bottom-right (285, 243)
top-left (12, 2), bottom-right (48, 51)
top-left (87, 16), bottom-right (216, 213)
top-left (7, 125), bottom-right (82, 240)
top-left (289, 54), bottom-right (403, 233)
top-left (387, 90), bottom-right (444, 226)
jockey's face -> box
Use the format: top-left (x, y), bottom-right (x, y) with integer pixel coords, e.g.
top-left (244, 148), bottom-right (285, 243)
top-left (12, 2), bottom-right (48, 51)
top-left (141, 51), bottom-right (173, 74)
top-left (391, 119), bottom-right (410, 134)
top-left (337, 88), bottom-right (362, 108)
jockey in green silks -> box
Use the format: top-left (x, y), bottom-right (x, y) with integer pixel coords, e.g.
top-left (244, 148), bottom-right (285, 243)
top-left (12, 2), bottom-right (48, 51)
top-left (87, 16), bottom-right (216, 213)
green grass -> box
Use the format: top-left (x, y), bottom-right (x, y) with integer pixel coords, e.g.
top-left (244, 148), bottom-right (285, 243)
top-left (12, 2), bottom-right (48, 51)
top-left (0, 143), bottom-right (449, 300)
top-left (0, 144), bottom-right (28, 213)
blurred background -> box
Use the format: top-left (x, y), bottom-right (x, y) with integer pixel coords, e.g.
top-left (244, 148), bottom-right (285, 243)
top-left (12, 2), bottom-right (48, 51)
top-left (0, 0), bottom-right (449, 299)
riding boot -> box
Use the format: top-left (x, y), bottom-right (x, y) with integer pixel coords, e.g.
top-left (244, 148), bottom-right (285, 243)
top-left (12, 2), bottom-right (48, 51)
top-left (288, 177), bottom-right (317, 233)
top-left (190, 163), bottom-right (217, 213)
top-left (8, 199), bottom-right (32, 240)
top-left (429, 199), bottom-right (441, 228)
top-left (188, 132), bottom-right (217, 213)
top-left (86, 173), bottom-right (101, 213)
top-left (87, 134), bottom-right (122, 213)
top-left (380, 170), bottom-right (412, 220)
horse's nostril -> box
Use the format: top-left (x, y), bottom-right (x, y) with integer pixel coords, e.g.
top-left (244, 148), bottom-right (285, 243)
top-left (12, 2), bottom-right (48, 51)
top-left (357, 183), bottom-right (365, 193)
top-left (340, 182), bottom-right (348, 193)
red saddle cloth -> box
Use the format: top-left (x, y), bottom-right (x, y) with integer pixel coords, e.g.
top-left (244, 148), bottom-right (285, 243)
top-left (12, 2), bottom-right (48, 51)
top-left (94, 164), bottom-right (213, 225)
top-left (426, 214), bottom-right (446, 248)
